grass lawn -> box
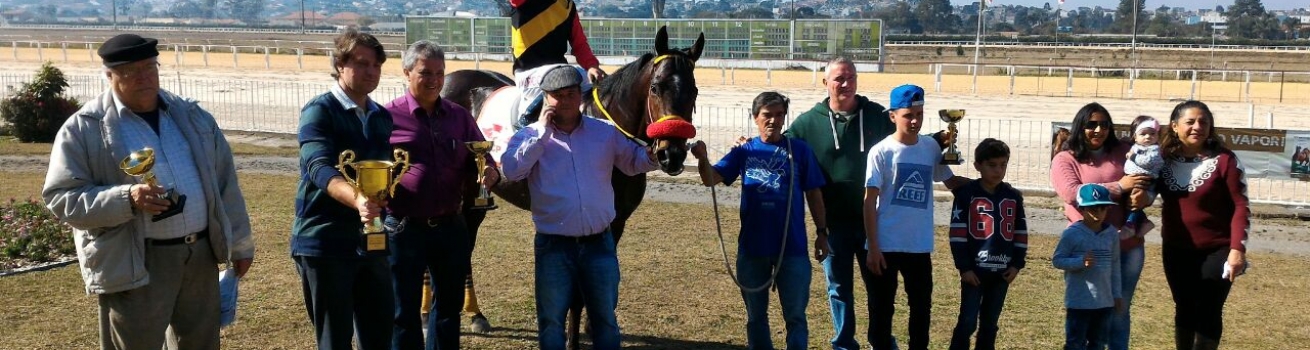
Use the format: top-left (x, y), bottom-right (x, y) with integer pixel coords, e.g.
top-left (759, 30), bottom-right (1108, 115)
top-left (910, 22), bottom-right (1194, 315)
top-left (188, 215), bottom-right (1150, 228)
top-left (1, 169), bottom-right (1308, 349)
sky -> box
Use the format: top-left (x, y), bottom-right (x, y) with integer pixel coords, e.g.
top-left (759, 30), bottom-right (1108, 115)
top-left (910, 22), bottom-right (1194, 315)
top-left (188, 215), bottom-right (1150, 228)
top-left (950, 0), bottom-right (1308, 11)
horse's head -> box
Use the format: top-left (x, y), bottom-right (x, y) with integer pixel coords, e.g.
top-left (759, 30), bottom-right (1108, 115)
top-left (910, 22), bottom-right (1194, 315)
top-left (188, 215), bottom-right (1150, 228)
top-left (642, 26), bottom-right (705, 176)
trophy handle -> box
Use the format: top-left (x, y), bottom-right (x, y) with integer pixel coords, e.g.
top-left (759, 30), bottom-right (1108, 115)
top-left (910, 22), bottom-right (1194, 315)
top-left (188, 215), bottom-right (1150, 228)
top-left (337, 150), bottom-right (358, 186)
top-left (389, 148), bottom-right (411, 197)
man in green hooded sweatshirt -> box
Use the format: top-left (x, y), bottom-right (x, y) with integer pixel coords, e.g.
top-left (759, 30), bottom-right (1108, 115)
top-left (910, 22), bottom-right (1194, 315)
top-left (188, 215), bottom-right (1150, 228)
top-left (782, 56), bottom-right (893, 350)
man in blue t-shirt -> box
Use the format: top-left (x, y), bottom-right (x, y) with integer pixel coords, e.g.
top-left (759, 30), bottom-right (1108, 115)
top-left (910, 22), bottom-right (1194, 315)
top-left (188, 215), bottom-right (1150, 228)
top-left (690, 91), bottom-right (828, 350)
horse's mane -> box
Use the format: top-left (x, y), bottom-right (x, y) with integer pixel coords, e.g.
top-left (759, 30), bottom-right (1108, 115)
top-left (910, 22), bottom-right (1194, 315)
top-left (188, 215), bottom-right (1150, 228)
top-left (593, 53), bottom-right (656, 102)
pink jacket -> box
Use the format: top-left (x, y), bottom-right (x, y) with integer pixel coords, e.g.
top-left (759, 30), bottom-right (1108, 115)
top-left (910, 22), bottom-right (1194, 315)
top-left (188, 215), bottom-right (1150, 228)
top-left (1050, 143), bottom-right (1141, 250)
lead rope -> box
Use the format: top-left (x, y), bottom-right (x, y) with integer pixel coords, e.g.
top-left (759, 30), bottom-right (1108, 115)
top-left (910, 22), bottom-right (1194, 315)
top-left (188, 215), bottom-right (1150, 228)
top-left (710, 137), bottom-right (796, 293)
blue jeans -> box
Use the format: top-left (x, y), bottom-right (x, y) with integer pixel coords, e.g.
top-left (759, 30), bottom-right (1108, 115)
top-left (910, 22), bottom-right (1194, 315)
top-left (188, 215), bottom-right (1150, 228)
top-left (821, 224), bottom-right (874, 350)
top-left (534, 231), bottom-right (621, 350)
top-left (386, 216), bottom-right (471, 350)
top-left (1108, 245), bottom-right (1144, 350)
top-left (1065, 307), bottom-right (1113, 350)
top-left (949, 273), bottom-right (1010, 350)
top-left (738, 253), bottom-right (811, 350)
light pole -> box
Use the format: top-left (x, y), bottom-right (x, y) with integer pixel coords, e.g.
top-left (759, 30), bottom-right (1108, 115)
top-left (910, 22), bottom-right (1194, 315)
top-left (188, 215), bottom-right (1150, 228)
top-left (112, 0), bottom-right (118, 30)
top-left (972, 1), bottom-right (986, 94)
top-left (1130, 0), bottom-right (1139, 67)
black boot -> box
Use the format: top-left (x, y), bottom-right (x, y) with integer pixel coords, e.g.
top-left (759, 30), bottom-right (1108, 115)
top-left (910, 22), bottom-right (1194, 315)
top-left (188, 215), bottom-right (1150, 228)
top-left (1193, 334), bottom-right (1220, 350)
top-left (514, 94), bottom-right (545, 131)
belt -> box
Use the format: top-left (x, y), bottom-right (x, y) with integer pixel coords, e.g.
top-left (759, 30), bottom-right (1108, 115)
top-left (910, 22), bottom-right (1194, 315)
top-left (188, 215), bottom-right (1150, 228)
top-left (402, 215), bottom-right (461, 228)
top-left (150, 229), bottom-right (209, 246)
top-left (540, 227), bottom-right (609, 243)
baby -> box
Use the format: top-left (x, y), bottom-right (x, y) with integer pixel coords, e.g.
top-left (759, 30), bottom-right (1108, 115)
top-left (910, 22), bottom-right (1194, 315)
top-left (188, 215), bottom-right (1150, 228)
top-left (1123, 116), bottom-right (1161, 238)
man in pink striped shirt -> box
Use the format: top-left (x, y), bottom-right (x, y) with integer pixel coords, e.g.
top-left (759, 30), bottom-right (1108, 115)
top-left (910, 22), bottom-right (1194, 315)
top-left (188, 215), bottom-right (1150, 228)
top-left (500, 66), bottom-right (657, 350)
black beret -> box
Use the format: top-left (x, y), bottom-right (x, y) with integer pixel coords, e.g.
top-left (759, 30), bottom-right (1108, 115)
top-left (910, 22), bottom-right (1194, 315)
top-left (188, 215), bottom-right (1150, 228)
top-left (540, 65), bottom-right (582, 92)
top-left (98, 34), bottom-right (159, 67)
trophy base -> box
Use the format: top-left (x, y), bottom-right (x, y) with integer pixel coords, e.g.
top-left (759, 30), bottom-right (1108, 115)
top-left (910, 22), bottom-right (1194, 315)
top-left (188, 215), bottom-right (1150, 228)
top-left (363, 232), bottom-right (388, 252)
top-left (151, 193), bottom-right (187, 222)
top-left (470, 197), bottom-right (498, 211)
top-left (940, 153), bottom-right (964, 165)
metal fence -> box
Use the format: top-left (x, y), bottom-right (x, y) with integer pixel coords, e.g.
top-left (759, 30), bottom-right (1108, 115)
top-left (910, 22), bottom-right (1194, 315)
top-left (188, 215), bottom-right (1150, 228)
top-left (933, 63), bottom-right (1310, 105)
top-left (3, 72), bottom-right (1308, 205)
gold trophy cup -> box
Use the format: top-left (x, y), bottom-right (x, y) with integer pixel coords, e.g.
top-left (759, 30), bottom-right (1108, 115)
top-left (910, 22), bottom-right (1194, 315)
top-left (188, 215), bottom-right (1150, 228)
top-left (938, 109), bottom-right (966, 165)
top-left (337, 148), bottom-right (411, 253)
top-left (465, 141), bottom-right (498, 210)
top-left (120, 147), bottom-right (186, 222)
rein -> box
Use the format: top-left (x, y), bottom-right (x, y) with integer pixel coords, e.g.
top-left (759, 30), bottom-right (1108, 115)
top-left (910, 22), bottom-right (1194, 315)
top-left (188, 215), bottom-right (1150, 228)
top-left (591, 54), bottom-right (694, 147)
top-left (709, 137), bottom-right (796, 293)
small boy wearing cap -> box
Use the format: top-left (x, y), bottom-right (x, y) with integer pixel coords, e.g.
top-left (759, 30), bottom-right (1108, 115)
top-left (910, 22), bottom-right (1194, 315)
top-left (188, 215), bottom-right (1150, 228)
top-left (862, 84), bottom-right (970, 350)
top-left (1053, 183), bottom-right (1124, 350)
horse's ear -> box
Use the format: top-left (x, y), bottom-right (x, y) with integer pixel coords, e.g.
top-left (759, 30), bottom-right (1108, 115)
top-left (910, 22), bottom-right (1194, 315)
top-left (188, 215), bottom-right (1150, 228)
top-left (655, 26), bottom-right (670, 55)
top-left (689, 32), bottom-right (706, 62)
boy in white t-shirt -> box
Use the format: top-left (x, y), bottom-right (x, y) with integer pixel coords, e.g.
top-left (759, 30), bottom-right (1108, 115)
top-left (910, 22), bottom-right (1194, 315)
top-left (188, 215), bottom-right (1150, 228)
top-left (862, 84), bottom-right (971, 350)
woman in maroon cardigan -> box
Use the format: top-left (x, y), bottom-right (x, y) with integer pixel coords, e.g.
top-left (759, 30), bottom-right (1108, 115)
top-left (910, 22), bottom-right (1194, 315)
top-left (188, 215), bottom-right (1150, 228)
top-left (1149, 100), bottom-right (1250, 350)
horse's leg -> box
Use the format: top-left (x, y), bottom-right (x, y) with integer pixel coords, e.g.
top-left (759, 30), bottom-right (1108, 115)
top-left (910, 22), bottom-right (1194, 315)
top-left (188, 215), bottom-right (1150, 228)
top-left (461, 175), bottom-right (493, 333)
top-left (462, 208), bottom-right (492, 333)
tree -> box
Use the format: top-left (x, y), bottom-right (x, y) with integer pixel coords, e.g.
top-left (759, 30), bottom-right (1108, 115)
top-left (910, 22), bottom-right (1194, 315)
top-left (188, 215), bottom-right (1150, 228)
top-left (875, 1), bottom-right (921, 33)
top-left (494, 1), bottom-right (512, 16)
top-left (168, 1), bottom-right (203, 18)
top-left (1226, 0), bottom-right (1278, 39)
top-left (915, 0), bottom-right (958, 34)
top-left (1111, 0), bottom-right (1146, 34)
top-left (1145, 7), bottom-right (1181, 36)
top-left (652, 0), bottom-right (665, 19)
top-left (732, 6), bottom-right (773, 19)
top-left (223, 0), bottom-right (264, 23)
top-left (1281, 16), bottom-right (1302, 39)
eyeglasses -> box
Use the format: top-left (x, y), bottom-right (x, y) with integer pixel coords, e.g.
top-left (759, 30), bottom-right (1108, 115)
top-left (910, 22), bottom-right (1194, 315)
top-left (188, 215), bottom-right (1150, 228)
top-left (113, 63), bottom-right (160, 79)
top-left (1084, 120), bottom-right (1108, 131)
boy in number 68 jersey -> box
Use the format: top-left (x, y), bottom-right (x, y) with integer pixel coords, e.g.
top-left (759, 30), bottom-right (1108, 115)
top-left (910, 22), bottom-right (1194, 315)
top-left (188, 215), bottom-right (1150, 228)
top-left (947, 138), bottom-right (1028, 350)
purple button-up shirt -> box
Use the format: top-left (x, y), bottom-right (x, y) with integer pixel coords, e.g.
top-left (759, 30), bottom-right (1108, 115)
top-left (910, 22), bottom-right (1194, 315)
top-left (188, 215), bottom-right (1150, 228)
top-left (385, 92), bottom-right (492, 218)
top-left (501, 116), bottom-right (659, 236)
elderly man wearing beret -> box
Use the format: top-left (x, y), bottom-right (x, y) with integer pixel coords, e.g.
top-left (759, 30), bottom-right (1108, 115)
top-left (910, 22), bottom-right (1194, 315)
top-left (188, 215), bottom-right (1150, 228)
top-left (501, 65), bottom-right (658, 350)
top-left (42, 34), bottom-right (254, 350)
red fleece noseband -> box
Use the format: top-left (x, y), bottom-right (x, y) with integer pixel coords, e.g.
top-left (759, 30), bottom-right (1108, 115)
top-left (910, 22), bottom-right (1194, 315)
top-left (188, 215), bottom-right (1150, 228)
top-left (646, 119), bottom-right (697, 139)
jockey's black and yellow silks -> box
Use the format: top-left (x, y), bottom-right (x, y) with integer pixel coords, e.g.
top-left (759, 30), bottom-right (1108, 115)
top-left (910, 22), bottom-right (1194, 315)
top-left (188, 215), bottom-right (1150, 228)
top-left (510, 0), bottom-right (598, 73)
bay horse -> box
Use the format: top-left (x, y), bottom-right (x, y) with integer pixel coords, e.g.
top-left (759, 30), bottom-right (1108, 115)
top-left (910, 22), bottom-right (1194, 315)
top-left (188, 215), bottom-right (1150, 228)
top-left (442, 26), bottom-right (705, 347)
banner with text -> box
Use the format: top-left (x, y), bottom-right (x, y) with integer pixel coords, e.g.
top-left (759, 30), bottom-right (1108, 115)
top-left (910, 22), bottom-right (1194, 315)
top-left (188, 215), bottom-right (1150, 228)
top-left (1052, 122), bottom-right (1310, 181)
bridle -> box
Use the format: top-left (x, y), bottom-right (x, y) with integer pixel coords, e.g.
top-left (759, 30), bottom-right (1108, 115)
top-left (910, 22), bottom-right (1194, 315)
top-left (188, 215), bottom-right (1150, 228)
top-left (592, 53), bottom-right (696, 147)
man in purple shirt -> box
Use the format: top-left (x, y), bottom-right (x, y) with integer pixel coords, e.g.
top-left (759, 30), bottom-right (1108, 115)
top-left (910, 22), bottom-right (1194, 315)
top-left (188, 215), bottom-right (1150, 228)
top-left (384, 40), bottom-right (498, 350)
top-left (501, 65), bottom-right (658, 350)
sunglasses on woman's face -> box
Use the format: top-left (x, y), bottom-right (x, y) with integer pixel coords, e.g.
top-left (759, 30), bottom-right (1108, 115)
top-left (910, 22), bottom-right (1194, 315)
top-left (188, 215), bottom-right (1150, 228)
top-left (1084, 120), bottom-right (1108, 131)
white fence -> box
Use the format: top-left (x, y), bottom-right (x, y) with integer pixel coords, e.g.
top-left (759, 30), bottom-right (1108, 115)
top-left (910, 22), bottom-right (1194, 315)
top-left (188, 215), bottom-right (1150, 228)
top-left (4, 72), bottom-right (1308, 205)
top-left (933, 63), bottom-right (1310, 105)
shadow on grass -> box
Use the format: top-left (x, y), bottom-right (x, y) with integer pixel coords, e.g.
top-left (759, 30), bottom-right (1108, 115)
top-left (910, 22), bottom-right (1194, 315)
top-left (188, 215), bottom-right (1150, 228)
top-left (466, 327), bottom-right (745, 350)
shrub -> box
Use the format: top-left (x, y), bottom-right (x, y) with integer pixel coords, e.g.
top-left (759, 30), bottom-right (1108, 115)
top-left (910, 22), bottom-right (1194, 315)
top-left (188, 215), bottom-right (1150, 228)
top-left (955, 45), bottom-right (965, 56)
top-left (0, 198), bottom-right (75, 271)
top-left (0, 62), bottom-right (82, 143)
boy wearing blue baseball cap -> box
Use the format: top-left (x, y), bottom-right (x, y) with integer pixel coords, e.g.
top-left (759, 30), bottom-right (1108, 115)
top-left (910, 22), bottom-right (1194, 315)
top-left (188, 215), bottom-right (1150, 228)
top-left (1053, 183), bottom-right (1124, 350)
top-left (863, 84), bottom-right (970, 350)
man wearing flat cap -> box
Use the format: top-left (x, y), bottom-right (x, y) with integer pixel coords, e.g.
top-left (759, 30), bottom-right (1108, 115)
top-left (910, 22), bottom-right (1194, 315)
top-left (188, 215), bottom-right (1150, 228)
top-left (42, 33), bottom-right (253, 350)
top-left (501, 65), bottom-right (658, 350)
